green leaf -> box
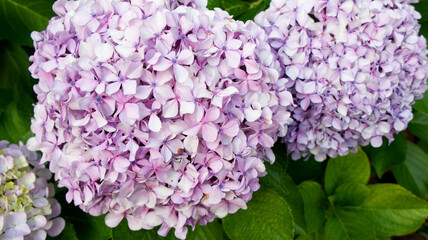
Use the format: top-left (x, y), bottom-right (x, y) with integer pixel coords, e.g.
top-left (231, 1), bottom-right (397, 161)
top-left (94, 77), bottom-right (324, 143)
top-left (0, 41), bottom-right (36, 143)
top-left (376, 237), bottom-right (391, 240)
top-left (206, 0), bottom-right (270, 22)
top-left (324, 148), bottom-right (370, 195)
top-left (0, 89), bottom-right (33, 143)
top-left (331, 209), bottom-right (377, 240)
top-left (341, 184), bottom-right (428, 237)
top-left (296, 232), bottom-right (326, 240)
top-left (331, 183), bottom-right (369, 207)
top-left (324, 216), bottom-right (349, 240)
top-left (72, 215), bottom-right (112, 240)
top-left (391, 142), bottom-right (428, 198)
top-left (0, 0), bottom-right (55, 46)
top-left (298, 181), bottom-right (326, 234)
top-left (221, 0), bottom-right (249, 18)
top-left (287, 156), bottom-right (326, 184)
top-left (207, 0), bottom-right (221, 9)
top-left (408, 112), bottom-right (428, 142)
top-left (271, 142), bottom-right (289, 170)
top-left (0, 41), bottom-right (35, 97)
top-left (414, 0), bottom-right (428, 24)
top-left (413, 91), bottom-right (428, 114)
top-left (364, 134), bottom-right (407, 178)
top-left (234, 0), bottom-right (270, 22)
top-left (261, 160), bottom-right (307, 235)
top-left (186, 220), bottom-right (230, 240)
top-left (111, 221), bottom-right (163, 240)
top-left (47, 221), bottom-right (78, 240)
top-left (223, 188), bottom-right (294, 240)
top-left (417, 139), bottom-right (428, 154)
top-left (414, 0), bottom-right (428, 39)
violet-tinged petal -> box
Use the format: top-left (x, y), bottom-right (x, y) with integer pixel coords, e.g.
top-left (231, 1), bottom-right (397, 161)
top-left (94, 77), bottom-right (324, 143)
top-left (105, 213), bottom-right (124, 228)
top-left (225, 51), bottom-right (241, 68)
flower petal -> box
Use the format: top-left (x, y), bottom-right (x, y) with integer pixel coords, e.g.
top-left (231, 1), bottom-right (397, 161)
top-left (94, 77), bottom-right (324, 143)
top-left (173, 64), bottom-right (189, 83)
top-left (202, 123), bottom-right (218, 142)
top-left (149, 114), bottom-right (162, 132)
top-left (105, 213), bottom-right (124, 228)
top-left (225, 51), bottom-right (241, 68)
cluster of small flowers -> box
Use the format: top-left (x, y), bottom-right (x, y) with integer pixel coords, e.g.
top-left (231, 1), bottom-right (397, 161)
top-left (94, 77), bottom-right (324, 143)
top-left (27, 0), bottom-right (292, 238)
top-left (256, 0), bottom-right (428, 161)
top-left (0, 141), bottom-right (64, 240)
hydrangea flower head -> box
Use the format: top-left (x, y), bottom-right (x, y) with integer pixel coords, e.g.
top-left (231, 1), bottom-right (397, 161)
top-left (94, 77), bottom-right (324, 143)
top-left (0, 141), bottom-right (64, 240)
top-left (27, 0), bottom-right (292, 238)
top-left (256, 0), bottom-right (428, 161)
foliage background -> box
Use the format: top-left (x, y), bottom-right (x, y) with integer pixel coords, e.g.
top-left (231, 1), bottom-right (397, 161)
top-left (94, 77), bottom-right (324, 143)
top-left (0, 0), bottom-right (428, 239)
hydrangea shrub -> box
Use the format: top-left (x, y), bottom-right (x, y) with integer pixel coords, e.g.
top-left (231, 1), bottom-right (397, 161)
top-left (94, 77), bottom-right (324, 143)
top-left (27, 0), bottom-right (292, 238)
top-left (256, 0), bottom-right (428, 161)
top-left (0, 141), bottom-right (64, 240)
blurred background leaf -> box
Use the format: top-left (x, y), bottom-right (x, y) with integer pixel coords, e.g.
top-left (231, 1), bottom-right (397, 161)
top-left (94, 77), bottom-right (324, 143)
top-left (207, 0), bottom-right (270, 22)
top-left (414, 0), bottom-right (428, 38)
top-left (0, 0), bottom-right (56, 46)
top-left (0, 41), bottom-right (35, 96)
top-left (0, 41), bottom-right (35, 143)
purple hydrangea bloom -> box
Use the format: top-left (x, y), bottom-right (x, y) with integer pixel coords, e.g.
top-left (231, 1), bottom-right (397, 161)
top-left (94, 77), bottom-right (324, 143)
top-left (27, 0), bottom-right (292, 238)
top-left (0, 141), bottom-right (64, 240)
top-left (256, 0), bottom-right (428, 161)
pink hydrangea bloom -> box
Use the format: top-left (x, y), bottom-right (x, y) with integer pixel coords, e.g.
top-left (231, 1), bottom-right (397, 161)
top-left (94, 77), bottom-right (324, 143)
top-left (256, 0), bottom-right (428, 161)
top-left (27, 0), bottom-right (291, 238)
top-left (0, 141), bottom-right (64, 240)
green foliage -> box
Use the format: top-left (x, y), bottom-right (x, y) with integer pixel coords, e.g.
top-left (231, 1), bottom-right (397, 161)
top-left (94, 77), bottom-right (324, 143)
top-left (261, 148), bottom-right (306, 235)
top-left (364, 122), bottom-right (428, 198)
top-left (207, 0), bottom-right (270, 21)
top-left (364, 133), bottom-right (407, 178)
top-left (185, 220), bottom-right (230, 240)
top-left (295, 148), bottom-right (428, 240)
top-left (356, 184), bottom-right (428, 236)
top-left (414, 0), bottom-right (428, 38)
top-left (0, 42), bottom-right (35, 96)
top-left (391, 141), bottom-right (428, 198)
top-left (331, 183), bottom-right (369, 207)
top-left (324, 216), bottom-right (348, 240)
top-left (324, 148), bottom-right (370, 195)
top-left (0, 0), bottom-right (56, 46)
top-left (287, 156), bottom-right (326, 184)
top-left (298, 181), bottom-right (326, 234)
top-left (223, 188), bottom-right (294, 240)
top-left (408, 112), bottom-right (428, 142)
top-left (0, 41), bottom-right (35, 143)
top-left (413, 91), bottom-right (428, 114)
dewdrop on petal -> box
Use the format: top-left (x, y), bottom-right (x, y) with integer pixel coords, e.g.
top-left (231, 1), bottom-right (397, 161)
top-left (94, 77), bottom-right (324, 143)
top-left (0, 141), bottom-right (64, 240)
top-left (27, 0), bottom-right (292, 238)
top-left (256, 0), bottom-right (428, 161)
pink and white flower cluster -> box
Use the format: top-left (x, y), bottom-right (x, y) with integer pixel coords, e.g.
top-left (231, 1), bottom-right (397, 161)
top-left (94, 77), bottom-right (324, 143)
top-left (256, 0), bottom-right (428, 161)
top-left (27, 0), bottom-right (291, 238)
top-left (0, 141), bottom-right (64, 240)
